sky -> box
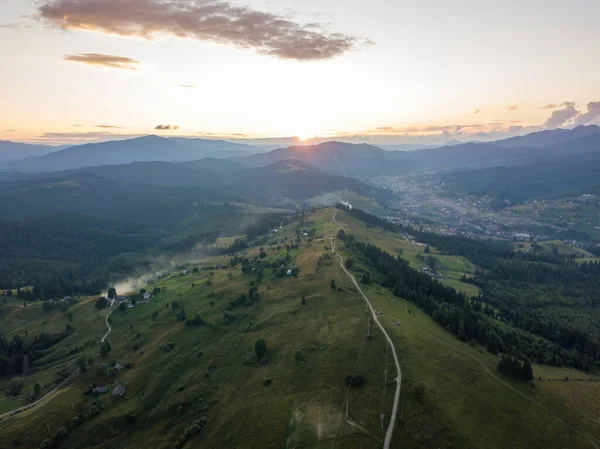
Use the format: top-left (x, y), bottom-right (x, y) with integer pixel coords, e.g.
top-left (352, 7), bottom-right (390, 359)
top-left (1, 0), bottom-right (599, 146)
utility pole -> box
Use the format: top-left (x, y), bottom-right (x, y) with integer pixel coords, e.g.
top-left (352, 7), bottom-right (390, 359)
top-left (345, 391), bottom-right (349, 418)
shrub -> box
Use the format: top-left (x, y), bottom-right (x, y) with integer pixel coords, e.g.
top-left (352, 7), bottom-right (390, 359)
top-left (52, 427), bottom-right (68, 441)
top-left (186, 313), bottom-right (205, 327)
top-left (99, 340), bottom-right (111, 357)
top-left (39, 438), bottom-right (54, 449)
top-left (95, 297), bottom-right (108, 309)
top-left (69, 416), bottom-right (81, 428)
top-left (255, 338), bottom-right (267, 360)
top-left (411, 382), bottom-right (426, 402)
top-left (263, 377), bottom-right (272, 386)
top-left (7, 378), bottom-right (23, 395)
top-left (294, 350), bottom-right (304, 363)
top-left (345, 374), bottom-right (365, 388)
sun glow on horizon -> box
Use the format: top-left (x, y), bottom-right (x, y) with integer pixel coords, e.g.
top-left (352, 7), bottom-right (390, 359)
top-left (297, 132), bottom-right (316, 142)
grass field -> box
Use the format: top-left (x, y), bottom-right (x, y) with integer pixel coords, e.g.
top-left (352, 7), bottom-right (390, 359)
top-left (332, 209), bottom-right (600, 449)
top-left (332, 212), bottom-right (481, 297)
top-left (1, 208), bottom-right (599, 449)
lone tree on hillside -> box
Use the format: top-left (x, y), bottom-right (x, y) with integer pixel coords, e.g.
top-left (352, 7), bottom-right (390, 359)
top-left (255, 338), bottom-right (267, 361)
top-left (330, 279), bottom-right (337, 290)
top-left (100, 340), bottom-right (111, 358)
top-left (107, 287), bottom-right (117, 299)
top-left (95, 297), bottom-right (108, 310)
top-left (345, 374), bottom-right (365, 388)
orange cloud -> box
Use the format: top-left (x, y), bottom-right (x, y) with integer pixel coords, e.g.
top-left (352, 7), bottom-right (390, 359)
top-left (473, 109), bottom-right (481, 114)
top-left (63, 53), bottom-right (140, 70)
top-left (506, 104), bottom-right (519, 112)
top-left (39, 0), bottom-right (367, 61)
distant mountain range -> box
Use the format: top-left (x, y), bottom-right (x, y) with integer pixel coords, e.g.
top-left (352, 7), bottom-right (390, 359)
top-left (0, 136), bottom-right (262, 172)
top-left (0, 156), bottom-right (392, 220)
top-left (235, 141), bottom-right (402, 177)
top-left (230, 159), bottom-right (393, 203)
top-left (493, 125), bottom-right (600, 148)
top-left (441, 149), bottom-right (600, 208)
top-left (0, 172), bottom-right (237, 227)
top-left (0, 140), bottom-right (66, 164)
top-left (0, 125), bottom-right (600, 190)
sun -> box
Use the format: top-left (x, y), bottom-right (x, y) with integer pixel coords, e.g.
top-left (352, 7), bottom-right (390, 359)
top-left (297, 132), bottom-right (313, 142)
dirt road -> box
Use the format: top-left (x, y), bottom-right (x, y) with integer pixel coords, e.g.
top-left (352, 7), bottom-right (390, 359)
top-left (331, 210), bottom-right (402, 449)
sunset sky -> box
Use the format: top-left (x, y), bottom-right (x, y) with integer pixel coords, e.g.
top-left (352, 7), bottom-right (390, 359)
top-left (1, 0), bottom-right (599, 145)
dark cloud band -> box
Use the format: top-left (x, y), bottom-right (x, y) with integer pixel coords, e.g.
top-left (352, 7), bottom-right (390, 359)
top-left (39, 0), bottom-right (365, 61)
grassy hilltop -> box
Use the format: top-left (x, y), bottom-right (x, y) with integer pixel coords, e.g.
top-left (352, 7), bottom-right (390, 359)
top-left (1, 208), bottom-right (599, 449)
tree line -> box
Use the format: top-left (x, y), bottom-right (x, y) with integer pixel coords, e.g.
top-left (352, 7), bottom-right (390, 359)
top-left (338, 229), bottom-right (599, 372)
top-left (0, 329), bottom-right (73, 378)
top-left (337, 204), bottom-right (600, 372)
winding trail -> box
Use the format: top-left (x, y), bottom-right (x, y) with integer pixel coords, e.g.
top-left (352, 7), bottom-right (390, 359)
top-left (381, 313), bottom-right (539, 405)
top-left (0, 372), bottom-right (77, 422)
top-left (380, 312), bottom-right (600, 449)
top-left (101, 305), bottom-right (118, 343)
top-left (0, 305), bottom-right (117, 422)
top-left (331, 210), bottom-right (402, 449)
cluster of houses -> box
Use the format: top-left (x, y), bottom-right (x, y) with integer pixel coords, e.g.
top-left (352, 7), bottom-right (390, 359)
top-left (92, 362), bottom-right (127, 397)
top-left (110, 291), bottom-right (152, 308)
top-left (421, 265), bottom-right (443, 279)
top-left (92, 383), bottom-right (126, 397)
